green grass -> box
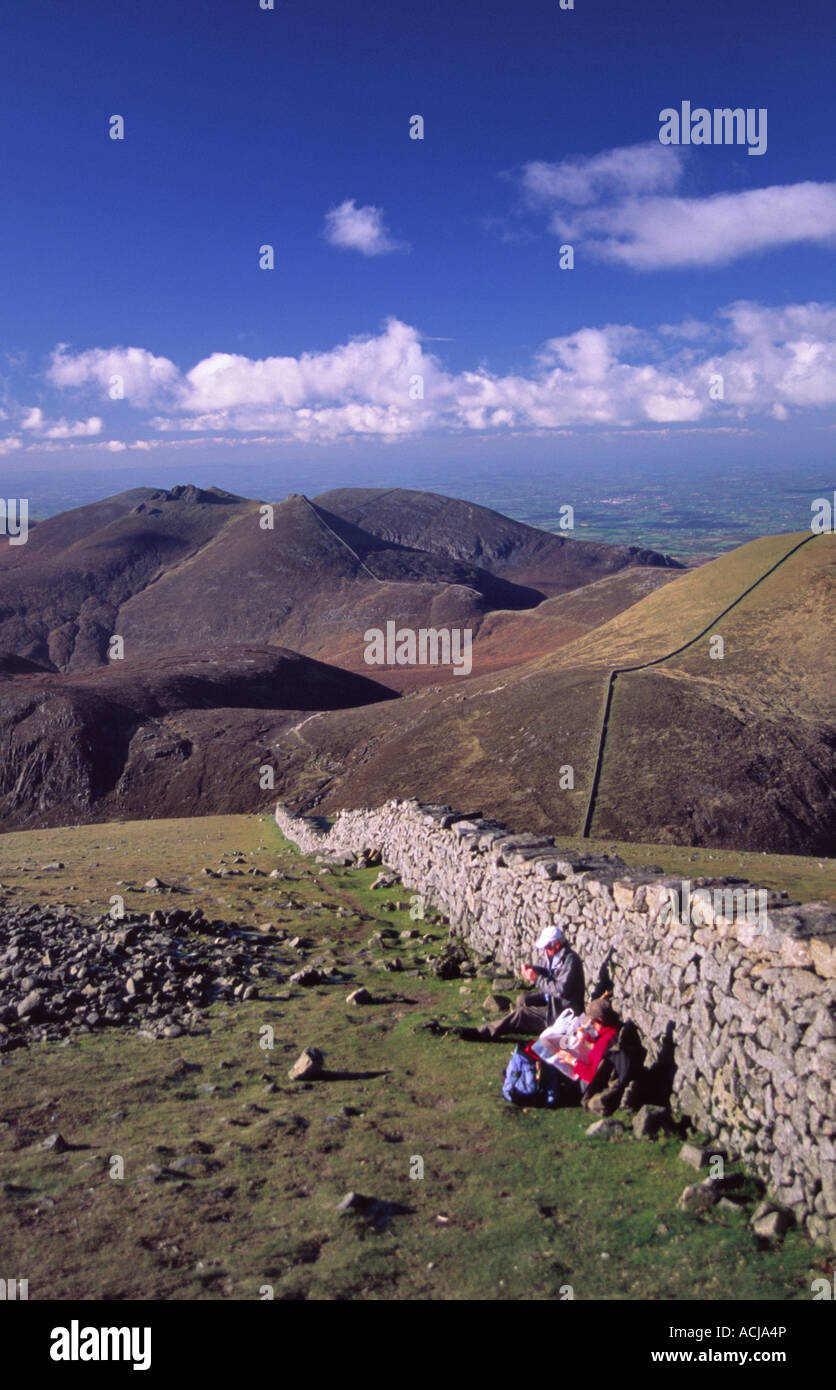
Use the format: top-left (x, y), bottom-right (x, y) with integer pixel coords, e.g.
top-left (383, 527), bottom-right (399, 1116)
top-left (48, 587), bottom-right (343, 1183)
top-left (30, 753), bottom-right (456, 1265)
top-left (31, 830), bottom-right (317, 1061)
top-left (0, 814), bottom-right (829, 1301)
top-left (548, 835), bottom-right (836, 906)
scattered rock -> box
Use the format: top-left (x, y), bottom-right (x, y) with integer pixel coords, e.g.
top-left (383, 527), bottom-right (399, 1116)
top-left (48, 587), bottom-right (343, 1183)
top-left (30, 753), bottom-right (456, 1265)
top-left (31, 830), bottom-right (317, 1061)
top-left (586, 1118), bottom-right (625, 1138)
top-left (168, 1155), bottom-right (202, 1174)
top-left (432, 954), bottom-right (461, 981)
top-left (677, 1181), bottom-right (720, 1213)
top-left (289, 969), bottom-right (322, 987)
top-left (39, 1132), bottom-right (68, 1153)
top-left (632, 1105), bottom-right (670, 1140)
top-left (336, 1190), bottom-right (368, 1213)
top-left (17, 990), bottom-right (46, 1020)
top-left (346, 987), bottom-right (373, 1006)
top-left (288, 1047), bottom-right (324, 1081)
top-left (371, 870), bottom-right (401, 890)
top-left (751, 1204), bottom-right (793, 1240)
top-left (679, 1142), bottom-right (725, 1171)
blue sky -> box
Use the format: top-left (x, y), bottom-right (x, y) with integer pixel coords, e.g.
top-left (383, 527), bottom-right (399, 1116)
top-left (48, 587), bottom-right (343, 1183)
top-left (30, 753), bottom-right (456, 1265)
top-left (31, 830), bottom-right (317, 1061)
top-left (1, 0), bottom-right (835, 493)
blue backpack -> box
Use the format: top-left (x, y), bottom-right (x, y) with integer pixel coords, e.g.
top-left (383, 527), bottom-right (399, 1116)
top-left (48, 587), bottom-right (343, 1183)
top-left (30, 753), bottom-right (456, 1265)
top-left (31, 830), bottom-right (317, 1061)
top-left (502, 1043), bottom-right (564, 1108)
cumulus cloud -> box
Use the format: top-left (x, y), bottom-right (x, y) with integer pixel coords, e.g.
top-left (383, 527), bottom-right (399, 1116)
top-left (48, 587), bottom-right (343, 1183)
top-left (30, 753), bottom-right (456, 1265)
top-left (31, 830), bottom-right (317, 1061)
top-left (146, 318), bottom-right (441, 438)
top-left (323, 199), bottom-right (407, 256)
top-left (447, 302), bottom-right (836, 427)
top-left (514, 144), bottom-right (836, 269)
top-left (48, 345), bottom-right (180, 404)
top-left (21, 406), bottom-right (103, 438)
top-left (42, 303), bottom-right (836, 443)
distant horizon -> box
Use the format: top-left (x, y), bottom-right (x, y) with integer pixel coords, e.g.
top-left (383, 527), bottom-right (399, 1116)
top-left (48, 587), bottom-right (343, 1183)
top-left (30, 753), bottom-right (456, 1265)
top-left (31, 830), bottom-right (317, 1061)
top-left (6, 450), bottom-right (827, 562)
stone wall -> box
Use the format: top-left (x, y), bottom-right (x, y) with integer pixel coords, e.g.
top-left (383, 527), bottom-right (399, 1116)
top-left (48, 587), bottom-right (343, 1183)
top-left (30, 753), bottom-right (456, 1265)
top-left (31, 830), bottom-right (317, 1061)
top-left (275, 798), bottom-right (836, 1250)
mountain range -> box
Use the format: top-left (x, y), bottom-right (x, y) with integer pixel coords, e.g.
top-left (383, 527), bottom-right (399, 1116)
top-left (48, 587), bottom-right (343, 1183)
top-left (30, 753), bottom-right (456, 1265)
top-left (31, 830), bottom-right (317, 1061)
top-left (1, 483), bottom-right (833, 854)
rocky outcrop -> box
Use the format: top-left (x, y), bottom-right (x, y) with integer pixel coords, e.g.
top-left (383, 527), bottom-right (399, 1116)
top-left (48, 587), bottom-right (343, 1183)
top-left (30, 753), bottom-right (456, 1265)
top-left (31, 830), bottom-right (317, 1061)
top-left (275, 797), bottom-right (836, 1251)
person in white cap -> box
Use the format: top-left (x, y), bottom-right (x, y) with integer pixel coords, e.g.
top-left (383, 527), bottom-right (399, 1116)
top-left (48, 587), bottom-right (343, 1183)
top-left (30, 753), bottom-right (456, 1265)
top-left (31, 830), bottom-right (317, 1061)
top-left (458, 923), bottom-right (585, 1042)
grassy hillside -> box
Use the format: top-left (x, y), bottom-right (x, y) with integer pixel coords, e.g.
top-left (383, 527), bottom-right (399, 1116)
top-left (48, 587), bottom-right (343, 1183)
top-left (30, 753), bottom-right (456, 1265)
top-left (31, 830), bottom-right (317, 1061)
top-left (0, 814), bottom-right (830, 1300)
top-left (540, 531), bottom-right (823, 672)
top-left (588, 533), bottom-right (836, 848)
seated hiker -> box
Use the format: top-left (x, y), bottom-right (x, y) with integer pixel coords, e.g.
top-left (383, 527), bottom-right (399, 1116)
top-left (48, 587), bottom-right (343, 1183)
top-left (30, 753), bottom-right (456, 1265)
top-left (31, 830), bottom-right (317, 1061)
top-left (543, 997), bottom-right (621, 1091)
top-left (581, 1018), bottom-right (647, 1115)
top-left (458, 925), bottom-right (584, 1041)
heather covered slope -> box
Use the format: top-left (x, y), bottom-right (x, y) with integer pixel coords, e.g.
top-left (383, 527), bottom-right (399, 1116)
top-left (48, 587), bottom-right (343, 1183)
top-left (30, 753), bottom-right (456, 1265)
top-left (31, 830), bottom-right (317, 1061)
top-left (1, 484), bottom-right (831, 853)
top-left (0, 485), bottom-right (252, 670)
top-left (313, 487), bottom-right (682, 595)
top-left (0, 483), bottom-right (691, 832)
top-left (0, 645), bottom-right (395, 830)
top-left (267, 532), bottom-right (836, 855)
top-left (465, 566), bottom-right (680, 678)
top-left (3, 484), bottom-right (634, 676)
top-left (115, 493), bottom-right (543, 668)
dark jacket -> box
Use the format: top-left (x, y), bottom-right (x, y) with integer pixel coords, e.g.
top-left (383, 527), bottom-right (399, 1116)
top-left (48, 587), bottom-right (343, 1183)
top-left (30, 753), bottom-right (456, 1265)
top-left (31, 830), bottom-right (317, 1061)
top-left (531, 947), bottom-right (585, 1024)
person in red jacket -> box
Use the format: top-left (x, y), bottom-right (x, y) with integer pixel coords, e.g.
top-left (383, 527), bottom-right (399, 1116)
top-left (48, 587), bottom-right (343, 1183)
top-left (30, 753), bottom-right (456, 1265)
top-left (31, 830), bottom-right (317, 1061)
top-left (552, 996), bottom-right (620, 1089)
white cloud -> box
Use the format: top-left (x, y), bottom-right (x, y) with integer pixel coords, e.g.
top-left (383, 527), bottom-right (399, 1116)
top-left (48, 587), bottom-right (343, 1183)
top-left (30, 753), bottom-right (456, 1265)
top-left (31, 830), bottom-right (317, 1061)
top-left (520, 143), bottom-right (683, 206)
top-left (514, 143), bottom-right (836, 270)
top-left (323, 199), bottom-right (407, 256)
top-left (0, 436), bottom-right (22, 454)
top-left (556, 182), bottom-right (836, 270)
top-left (21, 406), bottom-right (103, 438)
top-left (42, 303), bottom-right (836, 444)
top-left (154, 318), bottom-right (441, 438)
top-left (658, 319), bottom-right (712, 341)
top-left (48, 345), bottom-right (180, 404)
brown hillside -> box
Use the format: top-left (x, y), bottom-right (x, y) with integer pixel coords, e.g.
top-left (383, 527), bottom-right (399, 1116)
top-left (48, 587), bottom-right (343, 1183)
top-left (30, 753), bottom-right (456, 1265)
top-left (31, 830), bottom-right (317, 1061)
top-left (313, 487), bottom-right (681, 594)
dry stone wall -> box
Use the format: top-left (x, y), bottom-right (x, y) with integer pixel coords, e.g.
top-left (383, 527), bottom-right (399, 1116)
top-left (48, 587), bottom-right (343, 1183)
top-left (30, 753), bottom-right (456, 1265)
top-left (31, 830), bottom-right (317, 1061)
top-left (275, 798), bottom-right (836, 1250)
